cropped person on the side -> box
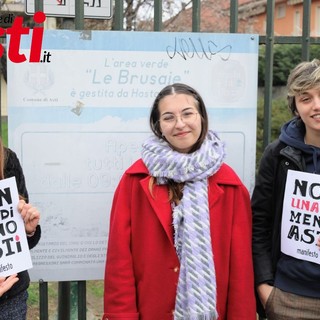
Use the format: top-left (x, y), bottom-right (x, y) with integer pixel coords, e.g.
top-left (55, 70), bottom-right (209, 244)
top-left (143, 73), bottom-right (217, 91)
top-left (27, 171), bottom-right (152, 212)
top-left (252, 59), bottom-right (320, 319)
top-left (0, 138), bottom-right (41, 320)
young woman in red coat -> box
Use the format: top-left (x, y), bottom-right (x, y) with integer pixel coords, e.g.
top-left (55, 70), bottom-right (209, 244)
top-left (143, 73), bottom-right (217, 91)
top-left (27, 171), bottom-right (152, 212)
top-left (103, 83), bottom-right (256, 320)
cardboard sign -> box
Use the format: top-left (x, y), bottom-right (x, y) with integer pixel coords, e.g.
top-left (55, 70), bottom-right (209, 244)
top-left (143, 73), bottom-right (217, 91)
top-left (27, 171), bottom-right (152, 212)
top-left (281, 170), bottom-right (320, 264)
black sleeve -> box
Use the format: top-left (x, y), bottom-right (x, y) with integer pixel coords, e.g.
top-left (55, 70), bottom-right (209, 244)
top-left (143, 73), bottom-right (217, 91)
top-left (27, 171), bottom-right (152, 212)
top-left (251, 142), bottom-right (278, 286)
top-left (27, 224), bottom-right (41, 249)
top-left (4, 148), bottom-right (29, 201)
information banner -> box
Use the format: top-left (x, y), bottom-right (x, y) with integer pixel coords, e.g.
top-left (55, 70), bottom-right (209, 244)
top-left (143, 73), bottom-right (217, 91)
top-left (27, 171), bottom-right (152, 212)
top-left (7, 30), bottom-right (259, 281)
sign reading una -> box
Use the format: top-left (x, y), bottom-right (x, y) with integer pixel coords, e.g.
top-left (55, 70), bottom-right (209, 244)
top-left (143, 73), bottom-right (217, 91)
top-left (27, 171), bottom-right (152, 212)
top-left (25, 0), bottom-right (112, 19)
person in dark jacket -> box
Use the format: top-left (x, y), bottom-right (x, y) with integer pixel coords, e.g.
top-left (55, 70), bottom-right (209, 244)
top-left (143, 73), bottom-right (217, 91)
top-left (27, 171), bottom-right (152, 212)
top-left (0, 139), bottom-right (41, 320)
top-left (252, 59), bottom-right (320, 319)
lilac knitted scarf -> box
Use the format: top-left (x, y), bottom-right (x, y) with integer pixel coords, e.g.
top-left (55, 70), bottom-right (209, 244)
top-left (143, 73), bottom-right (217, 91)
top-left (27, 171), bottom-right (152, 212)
top-left (142, 130), bottom-right (225, 320)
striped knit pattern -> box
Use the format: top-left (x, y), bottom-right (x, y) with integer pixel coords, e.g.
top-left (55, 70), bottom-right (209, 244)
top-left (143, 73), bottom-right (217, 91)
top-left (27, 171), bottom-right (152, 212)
top-left (173, 180), bottom-right (217, 320)
top-left (142, 130), bottom-right (225, 320)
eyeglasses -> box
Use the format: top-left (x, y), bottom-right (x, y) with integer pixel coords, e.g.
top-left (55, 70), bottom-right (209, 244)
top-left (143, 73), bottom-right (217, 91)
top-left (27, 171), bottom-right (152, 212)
top-left (159, 111), bottom-right (198, 126)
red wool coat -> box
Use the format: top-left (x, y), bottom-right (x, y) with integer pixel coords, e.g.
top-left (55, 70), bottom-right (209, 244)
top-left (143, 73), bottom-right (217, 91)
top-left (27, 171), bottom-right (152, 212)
top-left (103, 159), bottom-right (256, 320)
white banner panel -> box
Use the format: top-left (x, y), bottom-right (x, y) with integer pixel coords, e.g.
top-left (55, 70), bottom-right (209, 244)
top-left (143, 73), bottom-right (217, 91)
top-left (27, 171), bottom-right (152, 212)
top-left (7, 30), bottom-right (259, 281)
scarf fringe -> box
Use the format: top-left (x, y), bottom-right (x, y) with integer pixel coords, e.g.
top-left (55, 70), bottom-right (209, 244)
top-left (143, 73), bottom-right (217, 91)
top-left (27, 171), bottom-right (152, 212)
top-left (175, 310), bottom-right (218, 320)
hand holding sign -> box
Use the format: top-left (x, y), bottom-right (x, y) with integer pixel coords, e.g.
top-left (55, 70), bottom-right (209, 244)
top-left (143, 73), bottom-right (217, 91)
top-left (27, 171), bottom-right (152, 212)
top-left (18, 200), bottom-right (40, 236)
top-left (0, 274), bottom-right (19, 297)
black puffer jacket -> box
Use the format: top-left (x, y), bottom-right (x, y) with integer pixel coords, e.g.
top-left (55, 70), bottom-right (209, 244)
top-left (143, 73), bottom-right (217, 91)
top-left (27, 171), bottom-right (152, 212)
top-left (251, 139), bottom-right (304, 317)
top-left (0, 148), bottom-right (41, 304)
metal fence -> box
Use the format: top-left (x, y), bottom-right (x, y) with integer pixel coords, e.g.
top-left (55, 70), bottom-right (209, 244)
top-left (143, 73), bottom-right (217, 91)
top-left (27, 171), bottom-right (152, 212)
top-left (112, 0), bottom-right (320, 148)
top-left (2, 0), bottom-right (319, 319)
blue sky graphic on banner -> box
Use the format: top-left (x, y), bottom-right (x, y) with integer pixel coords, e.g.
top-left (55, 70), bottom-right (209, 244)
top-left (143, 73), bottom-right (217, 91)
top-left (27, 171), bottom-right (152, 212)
top-left (7, 30), bottom-right (259, 281)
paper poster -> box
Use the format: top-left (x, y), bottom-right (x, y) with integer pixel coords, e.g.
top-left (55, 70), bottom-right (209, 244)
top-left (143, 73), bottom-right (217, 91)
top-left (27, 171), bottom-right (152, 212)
top-left (0, 177), bottom-right (32, 277)
top-left (7, 30), bottom-right (259, 281)
top-left (281, 169), bottom-right (320, 263)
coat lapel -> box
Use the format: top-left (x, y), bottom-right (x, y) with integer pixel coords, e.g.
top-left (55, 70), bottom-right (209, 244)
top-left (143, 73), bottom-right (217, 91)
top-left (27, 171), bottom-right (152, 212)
top-left (138, 168), bottom-right (228, 246)
top-left (208, 178), bottom-right (224, 210)
top-left (140, 177), bottom-right (174, 246)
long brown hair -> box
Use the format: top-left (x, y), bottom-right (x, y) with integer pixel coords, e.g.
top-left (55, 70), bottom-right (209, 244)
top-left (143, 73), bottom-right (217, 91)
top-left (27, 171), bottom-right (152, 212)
top-left (0, 137), bottom-right (5, 180)
top-left (148, 83), bottom-right (209, 203)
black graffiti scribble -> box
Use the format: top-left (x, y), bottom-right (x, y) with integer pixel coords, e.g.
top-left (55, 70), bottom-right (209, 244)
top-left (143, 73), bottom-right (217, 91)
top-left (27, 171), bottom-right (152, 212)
top-left (166, 37), bottom-right (232, 61)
